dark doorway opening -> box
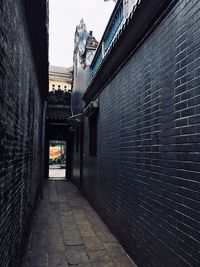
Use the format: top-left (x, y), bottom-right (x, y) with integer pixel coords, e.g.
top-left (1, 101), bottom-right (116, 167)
top-left (48, 140), bottom-right (67, 180)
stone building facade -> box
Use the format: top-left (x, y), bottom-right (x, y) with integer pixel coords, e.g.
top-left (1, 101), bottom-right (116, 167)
top-left (49, 65), bottom-right (72, 92)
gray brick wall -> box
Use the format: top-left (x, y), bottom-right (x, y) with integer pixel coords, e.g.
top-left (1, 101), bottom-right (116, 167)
top-left (81, 1), bottom-right (200, 266)
top-left (0, 1), bottom-right (43, 266)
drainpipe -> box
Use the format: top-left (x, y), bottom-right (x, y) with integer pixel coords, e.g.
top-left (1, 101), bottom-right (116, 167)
top-left (41, 100), bottom-right (47, 199)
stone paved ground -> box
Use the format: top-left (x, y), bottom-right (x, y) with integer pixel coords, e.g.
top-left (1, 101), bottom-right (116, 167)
top-left (22, 180), bottom-right (137, 267)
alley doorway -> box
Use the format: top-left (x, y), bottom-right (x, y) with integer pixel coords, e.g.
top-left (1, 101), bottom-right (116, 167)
top-left (48, 140), bottom-right (67, 180)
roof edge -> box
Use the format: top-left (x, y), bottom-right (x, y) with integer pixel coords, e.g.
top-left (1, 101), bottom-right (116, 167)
top-left (83, 0), bottom-right (179, 103)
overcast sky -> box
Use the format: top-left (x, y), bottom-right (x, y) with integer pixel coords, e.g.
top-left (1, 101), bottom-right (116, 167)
top-left (49, 0), bottom-right (115, 68)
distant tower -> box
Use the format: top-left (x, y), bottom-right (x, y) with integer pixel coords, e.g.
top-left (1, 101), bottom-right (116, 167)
top-left (72, 19), bottom-right (98, 115)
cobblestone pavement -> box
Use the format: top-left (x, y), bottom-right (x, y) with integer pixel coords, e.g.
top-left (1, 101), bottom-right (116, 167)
top-left (22, 180), bottom-right (137, 267)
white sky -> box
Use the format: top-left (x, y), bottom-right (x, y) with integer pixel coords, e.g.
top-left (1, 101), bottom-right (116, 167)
top-left (49, 0), bottom-right (115, 68)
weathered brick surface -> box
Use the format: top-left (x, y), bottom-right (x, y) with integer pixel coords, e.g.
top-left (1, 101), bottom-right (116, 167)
top-left (81, 1), bottom-right (200, 266)
top-left (0, 1), bottom-right (44, 266)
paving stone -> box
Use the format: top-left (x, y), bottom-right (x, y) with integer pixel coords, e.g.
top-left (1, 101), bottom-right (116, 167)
top-left (74, 211), bottom-right (87, 221)
top-left (103, 242), bottom-right (122, 250)
top-left (88, 250), bottom-right (111, 263)
top-left (60, 215), bottom-right (75, 225)
top-left (58, 194), bottom-right (71, 202)
top-left (63, 231), bottom-right (83, 246)
top-left (91, 262), bottom-right (115, 267)
top-left (104, 244), bottom-right (136, 266)
top-left (71, 264), bottom-right (92, 267)
top-left (59, 204), bottom-right (72, 215)
top-left (60, 210), bottom-right (73, 217)
top-left (50, 181), bottom-right (58, 202)
top-left (83, 237), bottom-right (104, 251)
top-left (72, 264), bottom-right (113, 267)
top-left (48, 224), bottom-right (62, 232)
top-left (48, 253), bottom-right (68, 267)
top-left (22, 181), bottom-right (137, 267)
top-left (77, 221), bottom-right (96, 237)
top-left (95, 231), bottom-right (118, 243)
top-left (33, 224), bottom-right (49, 233)
top-left (66, 245), bottom-right (90, 265)
top-left (31, 231), bottom-right (48, 247)
top-left (62, 225), bottom-right (79, 234)
top-left (36, 216), bottom-right (49, 226)
top-left (27, 247), bottom-right (48, 267)
top-left (48, 232), bottom-right (65, 253)
top-left (113, 256), bottom-right (137, 267)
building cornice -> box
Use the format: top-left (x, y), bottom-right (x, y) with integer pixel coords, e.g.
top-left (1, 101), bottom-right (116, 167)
top-left (83, 0), bottom-right (179, 103)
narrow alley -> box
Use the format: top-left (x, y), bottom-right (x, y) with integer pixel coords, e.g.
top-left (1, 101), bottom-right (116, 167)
top-left (22, 180), bottom-right (136, 267)
top-left (1, 0), bottom-right (200, 266)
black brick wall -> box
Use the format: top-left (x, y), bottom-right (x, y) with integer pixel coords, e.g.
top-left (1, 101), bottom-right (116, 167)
top-left (81, 1), bottom-right (200, 266)
top-left (0, 1), bottom-right (44, 266)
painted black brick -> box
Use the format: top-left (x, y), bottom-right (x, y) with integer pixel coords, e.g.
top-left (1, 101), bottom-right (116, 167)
top-left (0, 1), bottom-right (43, 266)
top-left (82, 0), bottom-right (200, 266)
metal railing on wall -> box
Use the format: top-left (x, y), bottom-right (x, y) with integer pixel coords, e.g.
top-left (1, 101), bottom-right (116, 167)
top-left (91, 0), bottom-right (123, 79)
top-left (104, 2), bottom-right (123, 53)
top-left (90, 0), bottom-right (141, 82)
